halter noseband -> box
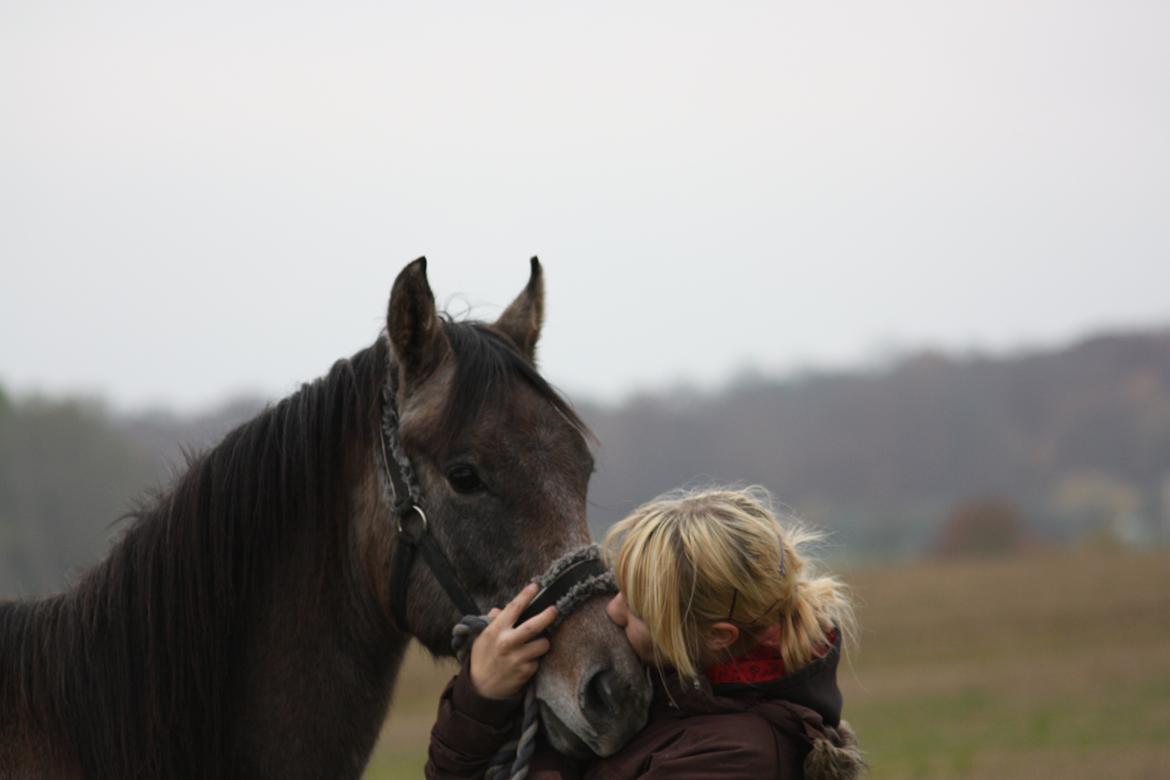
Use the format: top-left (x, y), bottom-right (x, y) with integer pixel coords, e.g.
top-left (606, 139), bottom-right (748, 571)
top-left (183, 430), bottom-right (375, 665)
top-left (378, 350), bottom-right (615, 634)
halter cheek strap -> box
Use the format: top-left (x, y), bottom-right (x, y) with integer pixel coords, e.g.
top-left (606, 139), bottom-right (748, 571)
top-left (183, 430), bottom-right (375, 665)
top-left (389, 505), bottom-right (480, 628)
top-left (378, 363), bottom-right (479, 629)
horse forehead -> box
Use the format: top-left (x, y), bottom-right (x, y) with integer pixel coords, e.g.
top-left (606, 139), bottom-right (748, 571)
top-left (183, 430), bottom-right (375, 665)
top-left (399, 372), bottom-right (586, 470)
top-left (490, 395), bottom-right (586, 466)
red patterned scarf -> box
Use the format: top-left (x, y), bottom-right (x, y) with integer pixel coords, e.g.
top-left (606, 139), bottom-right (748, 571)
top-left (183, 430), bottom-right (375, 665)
top-left (704, 626), bottom-right (837, 685)
top-left (704, 624), bottom-right (786, 685)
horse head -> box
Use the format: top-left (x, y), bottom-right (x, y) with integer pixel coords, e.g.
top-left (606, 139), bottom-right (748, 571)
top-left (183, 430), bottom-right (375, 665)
top-left (366, 257), bottom-right (651, 758)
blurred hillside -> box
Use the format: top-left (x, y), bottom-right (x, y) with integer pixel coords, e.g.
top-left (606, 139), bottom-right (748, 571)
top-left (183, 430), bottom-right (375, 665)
top-left (583, 327), bottom-right (1170, 559)
top-left (2, 326), bottom-right (1169, 596)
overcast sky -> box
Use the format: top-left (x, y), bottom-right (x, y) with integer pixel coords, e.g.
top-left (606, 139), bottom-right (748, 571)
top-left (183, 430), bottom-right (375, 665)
top-left (2, 1), bottom-right (1168, 412)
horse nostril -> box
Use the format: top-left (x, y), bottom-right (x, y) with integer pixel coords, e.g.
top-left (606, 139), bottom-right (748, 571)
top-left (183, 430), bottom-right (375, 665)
top-left (581, 666), bottom-right (623, 721)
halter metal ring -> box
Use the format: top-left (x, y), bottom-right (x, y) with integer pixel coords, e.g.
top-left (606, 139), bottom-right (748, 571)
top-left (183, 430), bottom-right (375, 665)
top-left (396, 504), bottom-right (428, 535)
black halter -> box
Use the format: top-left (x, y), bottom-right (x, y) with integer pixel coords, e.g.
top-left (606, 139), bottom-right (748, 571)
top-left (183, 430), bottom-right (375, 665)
top-left (379, 353), bottom-right (611, 633)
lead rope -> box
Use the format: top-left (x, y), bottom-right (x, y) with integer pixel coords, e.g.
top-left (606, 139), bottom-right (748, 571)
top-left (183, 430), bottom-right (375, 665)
top-left (452, 615), bottom-right (540, 780)
top-left (449, 546), bottom-right (619, 780)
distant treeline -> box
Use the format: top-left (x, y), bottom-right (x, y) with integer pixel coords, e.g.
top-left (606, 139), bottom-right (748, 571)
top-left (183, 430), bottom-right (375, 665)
top-left (584, 328), bottom-right (1170, 559)
top-left (3, 328), bottom-right (1169, 596)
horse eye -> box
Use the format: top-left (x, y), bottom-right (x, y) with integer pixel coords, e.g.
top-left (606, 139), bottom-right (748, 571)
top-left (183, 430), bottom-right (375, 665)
top-left (446, 464), bottom-right (484, 494)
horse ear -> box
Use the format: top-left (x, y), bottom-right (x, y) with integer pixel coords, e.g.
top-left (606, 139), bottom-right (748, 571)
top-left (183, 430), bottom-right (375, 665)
top-left (387, 257), bottom-right (450, 387)
top-left (494, 256), bottom-right (544, 362)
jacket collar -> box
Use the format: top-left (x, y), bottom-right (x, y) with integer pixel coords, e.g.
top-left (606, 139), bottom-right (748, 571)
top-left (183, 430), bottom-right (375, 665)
top-left (650, 627), bottom-right (845, 729)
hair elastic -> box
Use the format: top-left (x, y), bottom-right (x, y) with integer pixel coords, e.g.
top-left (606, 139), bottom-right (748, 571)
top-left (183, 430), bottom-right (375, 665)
top-left (724, 588), bottom-right (739, 621)
top-left (725, 540), bottom-right (788, 623)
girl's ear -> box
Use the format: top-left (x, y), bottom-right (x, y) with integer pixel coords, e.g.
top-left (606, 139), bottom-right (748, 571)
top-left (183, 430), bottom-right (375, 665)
top-left (706, 622), bottom-right (740, 655)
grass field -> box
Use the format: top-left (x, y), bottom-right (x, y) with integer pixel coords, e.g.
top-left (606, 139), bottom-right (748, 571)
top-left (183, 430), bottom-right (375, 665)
top-left (363, 547), bottom-right (1170, 779)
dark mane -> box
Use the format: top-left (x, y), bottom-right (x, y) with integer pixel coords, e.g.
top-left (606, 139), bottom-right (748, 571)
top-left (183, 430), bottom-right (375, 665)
top-left (0, 343), bottom-right (385, 777)
top-left (438, 319), bottom-right (589, 451)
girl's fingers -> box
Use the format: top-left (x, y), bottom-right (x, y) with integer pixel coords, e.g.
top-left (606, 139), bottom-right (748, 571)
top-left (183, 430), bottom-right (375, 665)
top-left (498, 582), bottom-right (539, 626)
top-left (487, 607), bottom-right (502, 621)
top-left (513, 605), bottom-right (558, 642)
top-left (517, 637), bottom-right (552, 660)
top-left (498, 606), bottom-right (556, 651)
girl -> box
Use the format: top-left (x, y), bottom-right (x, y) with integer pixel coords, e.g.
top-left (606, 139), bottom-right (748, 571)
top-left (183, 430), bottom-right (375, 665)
top-left (426, 486), bottom-right (864, 779)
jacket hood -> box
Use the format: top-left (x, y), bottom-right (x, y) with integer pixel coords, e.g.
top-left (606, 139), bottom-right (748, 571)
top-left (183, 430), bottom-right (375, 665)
top-left (711, 627), bottom-right (844, 726)
top-left (650, 630), bottom-right (866, 780)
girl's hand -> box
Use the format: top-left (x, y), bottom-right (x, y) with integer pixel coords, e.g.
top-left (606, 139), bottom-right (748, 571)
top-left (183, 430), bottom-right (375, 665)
top-left (470, 583), bottom-right (558, 700)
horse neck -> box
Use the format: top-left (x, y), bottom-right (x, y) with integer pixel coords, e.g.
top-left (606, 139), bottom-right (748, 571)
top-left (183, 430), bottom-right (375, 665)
top-left (0, 348), bottom-right (410, 777)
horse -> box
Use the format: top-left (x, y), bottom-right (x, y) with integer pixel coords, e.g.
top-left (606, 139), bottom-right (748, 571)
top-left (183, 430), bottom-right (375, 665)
top-left (0, 258), bottom-right (652, 778)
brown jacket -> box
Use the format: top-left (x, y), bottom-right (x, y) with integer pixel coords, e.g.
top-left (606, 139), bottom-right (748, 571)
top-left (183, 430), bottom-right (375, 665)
top-left (426, 635), bottom-right (864, 779)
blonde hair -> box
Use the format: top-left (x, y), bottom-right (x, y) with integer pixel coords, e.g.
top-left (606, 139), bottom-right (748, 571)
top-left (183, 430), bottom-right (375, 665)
top-left (603, 486), bottom-right (856, 683)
